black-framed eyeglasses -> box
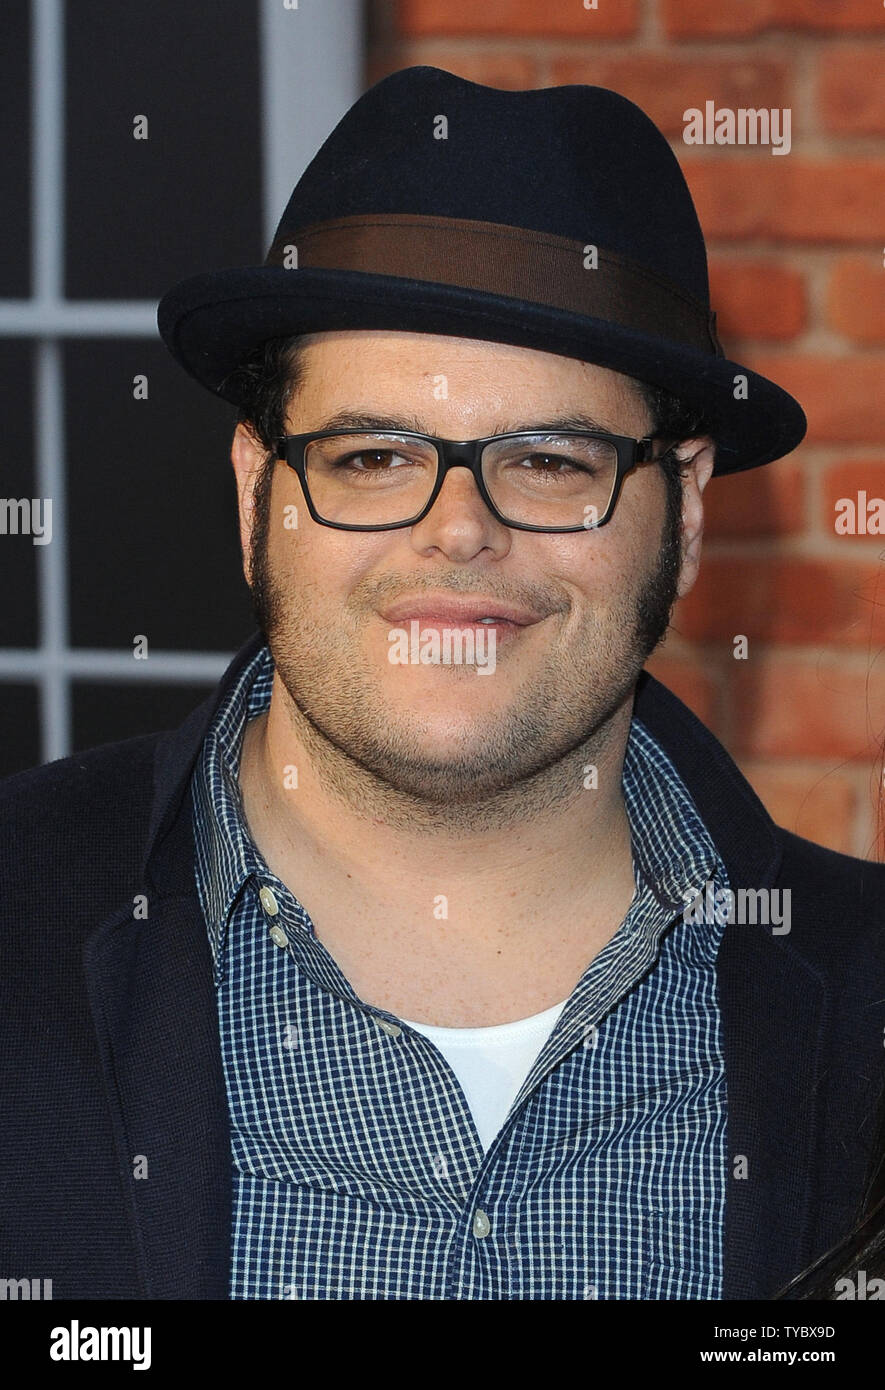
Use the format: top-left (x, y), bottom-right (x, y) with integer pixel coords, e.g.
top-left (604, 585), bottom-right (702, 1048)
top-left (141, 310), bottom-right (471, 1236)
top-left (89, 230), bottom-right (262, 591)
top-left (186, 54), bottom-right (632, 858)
top-left (275, 427), bottom-right (671, 533)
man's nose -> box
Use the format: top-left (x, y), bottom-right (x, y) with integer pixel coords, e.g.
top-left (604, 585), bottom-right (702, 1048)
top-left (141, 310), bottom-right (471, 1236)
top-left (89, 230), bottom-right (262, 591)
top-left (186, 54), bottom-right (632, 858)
top-left (409, 462), bottom-right (512, 557)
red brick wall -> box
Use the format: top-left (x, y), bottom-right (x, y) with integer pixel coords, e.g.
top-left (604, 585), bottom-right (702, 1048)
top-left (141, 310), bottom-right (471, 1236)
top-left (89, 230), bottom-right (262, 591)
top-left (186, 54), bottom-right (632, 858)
top-left (368, 0), bottom-right (885, 860)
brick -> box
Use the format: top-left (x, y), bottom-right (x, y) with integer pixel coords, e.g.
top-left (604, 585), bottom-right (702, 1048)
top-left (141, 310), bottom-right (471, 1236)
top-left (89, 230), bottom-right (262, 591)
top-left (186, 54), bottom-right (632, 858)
top-left (730, 658), bottom-right (885, 760)
top-left (550, 56), bottom-right (790, 138)
top-left (682, 162), bottom-right (885, 244)
top-left (827, 257), bottom-right (885, 344)
top-left (821, 459), bottom-right (885, 539)
top-left (748, 355), bottom-right (885, 444)
top-left (739, 761), bottom-right (858, 853)
top-left (642, 653), bottom-right (720, 727)
top-left (663, 0), bottom-right (885, 39)
top-left (708, 260), bottom-right (805, 341)
top-left (703, 456), bottom-right (805, 539)
top-left (397, 0), bottom-right (639, 38)
top-left (819, 47), bottom-right (885, 134)
top-left (675, 556), bottom-right (885, 647)
top-left (789, 0), bottom-right (885, 29)
top-left (661, 0), bottom-right (770, 39)
top-left (367, 49), bottom-right (540, 90)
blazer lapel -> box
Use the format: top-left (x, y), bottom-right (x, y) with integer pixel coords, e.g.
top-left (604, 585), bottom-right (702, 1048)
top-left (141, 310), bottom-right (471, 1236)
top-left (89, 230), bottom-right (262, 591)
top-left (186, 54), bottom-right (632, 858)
top-left (80, 636), bottom-right (265, 1297)
top-left (634, 670), bottom-right (826, 1299)
top-left (84, 887), bottom-right (231, 1298)
top-left (716, 924), bottom-right (826, 1298)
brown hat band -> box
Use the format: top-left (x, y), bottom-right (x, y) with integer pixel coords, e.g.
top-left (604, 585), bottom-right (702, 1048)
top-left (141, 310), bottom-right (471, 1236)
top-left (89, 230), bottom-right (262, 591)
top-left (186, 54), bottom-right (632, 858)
top-left (265, 212), bottom-right (723, 356)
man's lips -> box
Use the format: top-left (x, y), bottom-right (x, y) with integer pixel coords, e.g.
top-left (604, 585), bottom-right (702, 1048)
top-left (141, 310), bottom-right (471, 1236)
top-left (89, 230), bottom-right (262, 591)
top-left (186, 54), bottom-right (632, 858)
top-left (378, 597), bottom-right (546, 628)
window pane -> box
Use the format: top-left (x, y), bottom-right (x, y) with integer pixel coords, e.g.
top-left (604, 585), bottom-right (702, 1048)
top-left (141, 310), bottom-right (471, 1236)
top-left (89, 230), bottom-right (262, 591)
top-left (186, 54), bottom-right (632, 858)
top-left (65, 0), bottom-right (262, 298)
top-left (65, 339), bottom-right (256, 651)
top-left (0, 342), bottom-right (38, 647)
top-left (72, 680), bottom-right (218, 751)
top-left (0, 684), bottom-right (41, 775)
top-left (0, 0), bottom-right (31, 297)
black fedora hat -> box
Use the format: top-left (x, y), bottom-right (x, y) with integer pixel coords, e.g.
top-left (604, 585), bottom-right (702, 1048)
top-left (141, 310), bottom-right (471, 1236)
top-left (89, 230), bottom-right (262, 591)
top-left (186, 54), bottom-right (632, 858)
top-left (157, 65), bottom-right (806, 476)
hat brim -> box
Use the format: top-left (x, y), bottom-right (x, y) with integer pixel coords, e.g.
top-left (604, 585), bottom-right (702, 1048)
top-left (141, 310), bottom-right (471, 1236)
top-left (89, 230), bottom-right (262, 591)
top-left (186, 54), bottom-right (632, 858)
top-left (157, 265), bottom-right (807, 476)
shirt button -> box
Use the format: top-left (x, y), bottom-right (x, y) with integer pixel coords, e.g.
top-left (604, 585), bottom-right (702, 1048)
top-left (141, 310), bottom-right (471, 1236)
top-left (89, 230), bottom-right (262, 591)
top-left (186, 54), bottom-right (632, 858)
top-left (376, 1018), bottom-right (401, 1038)
top-left (259, 886), bottom-right (280, 917)
top-left (269, 925), bottom-right (288, 949)
top-left (472, 1209), bottom-right (491, 1239)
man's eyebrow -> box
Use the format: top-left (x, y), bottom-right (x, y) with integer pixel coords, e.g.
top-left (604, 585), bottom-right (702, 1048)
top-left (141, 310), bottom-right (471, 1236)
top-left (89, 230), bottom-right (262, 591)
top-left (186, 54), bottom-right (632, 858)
top-left (308, 410), bottom-right (620, 435)
top-left (312, 410), bottom-right (430, 434)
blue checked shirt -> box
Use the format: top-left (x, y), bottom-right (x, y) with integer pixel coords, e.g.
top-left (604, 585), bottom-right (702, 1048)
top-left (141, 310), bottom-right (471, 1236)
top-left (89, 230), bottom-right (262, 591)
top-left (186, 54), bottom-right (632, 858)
top-left (192, 641), bottom-right (731, 1300)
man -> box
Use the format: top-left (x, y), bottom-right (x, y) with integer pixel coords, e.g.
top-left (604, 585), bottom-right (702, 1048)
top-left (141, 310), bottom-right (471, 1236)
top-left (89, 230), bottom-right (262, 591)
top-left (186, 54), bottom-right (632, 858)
top-left (1, 66), bottom-right (883, 1301)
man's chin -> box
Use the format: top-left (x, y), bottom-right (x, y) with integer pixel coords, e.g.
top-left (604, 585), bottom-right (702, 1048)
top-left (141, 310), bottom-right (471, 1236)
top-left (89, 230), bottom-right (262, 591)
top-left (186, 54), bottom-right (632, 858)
top-left (281, 687), bottom-right (564, 804)
top-left (319, 716), bottom-right (545, 802)
top-left (329, 749), bottom-right (543, 806)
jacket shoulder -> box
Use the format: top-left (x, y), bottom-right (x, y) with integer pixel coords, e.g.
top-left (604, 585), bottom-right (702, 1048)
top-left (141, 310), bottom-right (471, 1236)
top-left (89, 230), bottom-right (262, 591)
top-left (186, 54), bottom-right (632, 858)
top-left (775, 826), bottom-right (885, 971)
top-left (0, 733), bottom-right (165, 892)
top-left (0, 730), bottom-right (161, 810)
top-left (778, 825), bottom-right (885, 898)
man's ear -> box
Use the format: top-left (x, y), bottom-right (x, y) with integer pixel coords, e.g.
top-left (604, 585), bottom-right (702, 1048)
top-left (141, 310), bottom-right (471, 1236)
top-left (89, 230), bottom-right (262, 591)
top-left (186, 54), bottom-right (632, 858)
top-left (231, 422), bottom-right (269, 587)
top-left (675, 437), bottom-right (716, 601)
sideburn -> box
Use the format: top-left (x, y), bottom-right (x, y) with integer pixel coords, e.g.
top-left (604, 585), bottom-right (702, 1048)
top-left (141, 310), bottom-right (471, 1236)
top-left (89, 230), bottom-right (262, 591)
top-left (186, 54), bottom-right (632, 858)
top-left (247, 452), bottom-right (278, 641)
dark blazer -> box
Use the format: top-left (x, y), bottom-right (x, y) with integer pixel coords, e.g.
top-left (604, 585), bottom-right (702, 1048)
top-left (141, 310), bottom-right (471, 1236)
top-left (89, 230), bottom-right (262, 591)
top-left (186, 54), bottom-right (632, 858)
top-left (1, 630), bottom-right (884, 1300)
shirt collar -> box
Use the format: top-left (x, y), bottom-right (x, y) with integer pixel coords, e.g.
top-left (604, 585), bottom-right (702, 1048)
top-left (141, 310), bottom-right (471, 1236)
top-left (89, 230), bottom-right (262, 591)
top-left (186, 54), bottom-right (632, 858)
top-left (192, 641), bottom-right (275, 978)
top-left (193, 641), bottom-right (722, 983)
top-left (623, 715), bottom-right (720, 914)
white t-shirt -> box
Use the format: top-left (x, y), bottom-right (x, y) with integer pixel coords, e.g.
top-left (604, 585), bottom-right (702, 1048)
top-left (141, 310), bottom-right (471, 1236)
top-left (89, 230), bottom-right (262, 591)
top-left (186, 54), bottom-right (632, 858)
top-left (400, 999), bottom-right (569, 1153)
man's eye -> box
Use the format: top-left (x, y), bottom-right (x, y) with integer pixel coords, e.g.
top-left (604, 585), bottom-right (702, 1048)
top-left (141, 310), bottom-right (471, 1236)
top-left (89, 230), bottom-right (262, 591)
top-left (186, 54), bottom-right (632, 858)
top-left (337, 450), bottom-right (399, 468)
top-left (516, 453), bottom-right (594, 474)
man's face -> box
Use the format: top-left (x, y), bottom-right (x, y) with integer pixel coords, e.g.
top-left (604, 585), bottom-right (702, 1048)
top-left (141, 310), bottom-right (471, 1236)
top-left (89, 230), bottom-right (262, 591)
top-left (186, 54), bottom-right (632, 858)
top-left (233, 330), bottom-right (708, 806)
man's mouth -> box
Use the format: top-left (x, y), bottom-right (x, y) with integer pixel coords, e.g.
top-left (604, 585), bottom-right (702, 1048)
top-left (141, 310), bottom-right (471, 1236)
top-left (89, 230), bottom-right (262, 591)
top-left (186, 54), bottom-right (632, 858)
top-left (378, 595), bottom-right (547, 630)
